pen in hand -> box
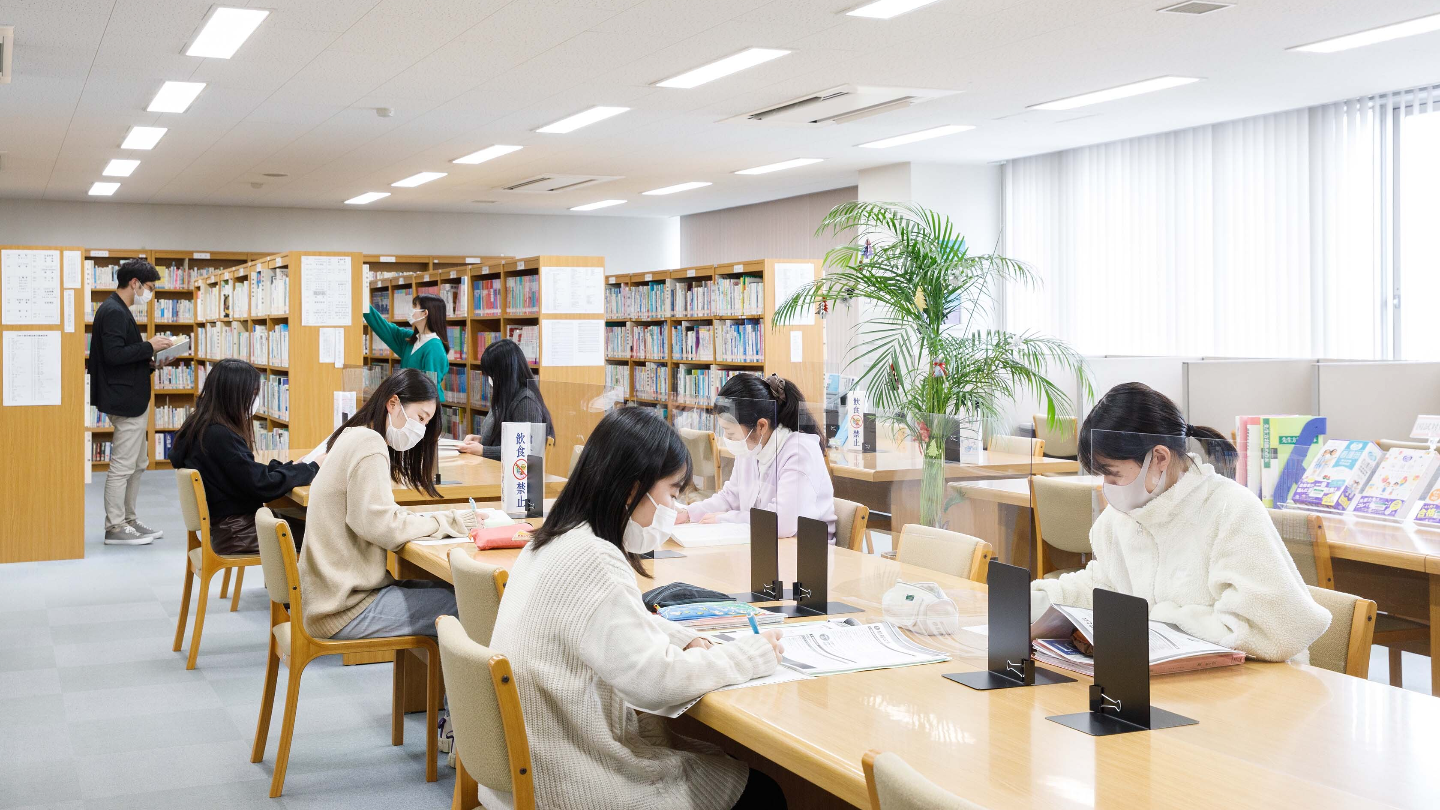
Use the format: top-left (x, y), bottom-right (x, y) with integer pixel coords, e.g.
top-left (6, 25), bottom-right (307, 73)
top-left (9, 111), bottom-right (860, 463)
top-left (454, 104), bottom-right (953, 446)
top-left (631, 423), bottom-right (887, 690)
top-left (469, 497), bottom-right (483, 529)
top-left (747, 614), bottom-right (760, 635)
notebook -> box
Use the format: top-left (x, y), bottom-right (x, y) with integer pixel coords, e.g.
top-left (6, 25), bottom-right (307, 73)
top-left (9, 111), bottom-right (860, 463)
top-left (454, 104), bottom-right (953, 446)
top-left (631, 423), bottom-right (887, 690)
top-left (670, 523), bottom-right (750, 547)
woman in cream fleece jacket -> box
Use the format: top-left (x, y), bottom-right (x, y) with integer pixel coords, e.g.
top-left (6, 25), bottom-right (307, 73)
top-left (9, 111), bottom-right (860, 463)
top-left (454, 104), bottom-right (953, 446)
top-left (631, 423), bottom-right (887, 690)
top-left (298, 370), bottom-right (476, 640)
top-left (492, 406), bottom-right (787, 810)
top-left (1033, 383), bottom-right (1330, 663)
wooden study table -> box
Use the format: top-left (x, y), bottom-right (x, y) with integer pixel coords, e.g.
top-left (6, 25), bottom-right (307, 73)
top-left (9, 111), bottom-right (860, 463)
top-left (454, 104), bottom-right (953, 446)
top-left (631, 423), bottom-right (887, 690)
top-left (257, 449), bottom-right (566, 508)
top-left (945, 475), bottom-right (1103, 573)
top-left (394, 537), bottom-right (1440, 810)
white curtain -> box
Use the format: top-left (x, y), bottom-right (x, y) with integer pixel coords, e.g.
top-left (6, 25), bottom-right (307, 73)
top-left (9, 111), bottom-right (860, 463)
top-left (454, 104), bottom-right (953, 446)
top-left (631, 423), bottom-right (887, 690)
top-left (1004, 85), bottom-right (1440, 359)
top-left (1399, 88), bottom-right (1440, 360)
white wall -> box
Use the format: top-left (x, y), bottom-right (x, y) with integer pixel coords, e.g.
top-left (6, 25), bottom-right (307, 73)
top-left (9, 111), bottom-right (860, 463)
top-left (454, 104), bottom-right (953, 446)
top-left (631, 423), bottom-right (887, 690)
top-left (677, 186), bottom-right (857, 266)
top-left (0, 199), bottom-right (680, 271)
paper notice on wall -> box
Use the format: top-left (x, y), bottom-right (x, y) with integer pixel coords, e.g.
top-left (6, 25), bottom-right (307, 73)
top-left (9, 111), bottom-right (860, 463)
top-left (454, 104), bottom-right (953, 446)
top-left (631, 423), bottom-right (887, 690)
top-left (300, 254), bottom-right (352, 325)
top-left (318, 328), bottom-right (344, 367)
top-left (3, 331), bottom-right (62, 406)
top-left (773, 262), bottom-right (815, 325)
top-left (2, 249), bottom-right (61, 324)
top-left (540, 266), bottom-right (604, 314)
top-left (64, 290), bottom-right (76, 333)
top-left (334, 390), bottom-right (357, 429)
top-left (63, 250), bottom-right (82, 289)
top-left (541, 319), bottom-right (603, 366)
top-left (790, 330), bottom-right (803, 362)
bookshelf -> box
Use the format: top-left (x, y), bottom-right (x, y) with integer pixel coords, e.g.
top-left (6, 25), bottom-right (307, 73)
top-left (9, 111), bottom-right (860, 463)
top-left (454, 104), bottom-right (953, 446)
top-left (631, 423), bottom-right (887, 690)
top-left (196, 251), bottom-right (364, 452)
top-left (603, 259), bottom-right (824, 432)
top-left (1, 244), bottom-right (86, 562)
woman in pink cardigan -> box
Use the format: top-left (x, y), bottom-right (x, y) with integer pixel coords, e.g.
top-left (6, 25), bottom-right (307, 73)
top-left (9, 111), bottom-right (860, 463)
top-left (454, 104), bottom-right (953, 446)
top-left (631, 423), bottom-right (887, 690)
top-left (676, 374), bottom-right (837, 542)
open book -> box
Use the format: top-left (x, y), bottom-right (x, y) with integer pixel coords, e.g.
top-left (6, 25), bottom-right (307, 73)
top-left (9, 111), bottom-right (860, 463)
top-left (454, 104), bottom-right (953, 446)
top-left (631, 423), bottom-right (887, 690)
top-left (1031, 604), bottom-right (1245, 676)
top-left (670, 523), bottom-right (750, 547)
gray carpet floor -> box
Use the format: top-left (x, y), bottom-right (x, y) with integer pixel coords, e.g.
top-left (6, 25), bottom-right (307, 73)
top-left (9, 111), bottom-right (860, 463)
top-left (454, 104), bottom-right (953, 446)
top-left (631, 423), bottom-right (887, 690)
top-left (0, 471), bottom-right (1431, 809)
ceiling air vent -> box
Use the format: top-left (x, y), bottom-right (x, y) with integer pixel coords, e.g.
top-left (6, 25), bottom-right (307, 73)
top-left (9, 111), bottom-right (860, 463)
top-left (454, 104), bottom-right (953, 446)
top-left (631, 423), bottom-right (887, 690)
top-left (498, 174), bottom-right (620, 194)
top-left (1, 26), bottom-right (13, 84)
top-left (726, 85), bottom-right (958, 126)
top-left (1158, 2), bottom-right (1233, 15)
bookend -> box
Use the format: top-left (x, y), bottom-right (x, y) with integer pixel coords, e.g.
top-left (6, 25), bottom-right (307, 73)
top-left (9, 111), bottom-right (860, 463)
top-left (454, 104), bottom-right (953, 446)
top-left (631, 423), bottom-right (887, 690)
top-left (944, 560), bottom-right (1075, 690)
top-left (729, 509), bottom-right (788, 602)
top-left (1047, 589), bottom-right (1197, 736)
top-left (772, 516), bottom-right (862, 617)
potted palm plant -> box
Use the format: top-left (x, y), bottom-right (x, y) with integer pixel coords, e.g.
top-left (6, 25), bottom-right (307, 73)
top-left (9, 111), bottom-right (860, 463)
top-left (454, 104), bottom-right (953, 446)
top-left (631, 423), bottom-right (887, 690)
top-left (775, 201), bottom-right (1090, 527)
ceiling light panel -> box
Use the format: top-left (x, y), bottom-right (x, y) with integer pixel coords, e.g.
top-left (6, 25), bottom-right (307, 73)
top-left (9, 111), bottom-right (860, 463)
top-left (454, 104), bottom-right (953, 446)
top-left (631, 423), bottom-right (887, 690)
top-left (392, 172), bottom-right (446, 187)
top-left (859, 124), bottom-right (974, 148)
top-left (185, 7), bottom-right (269, 59)
top-left (89, 182), bottom-right (120, 196)
top-left (120, 126), bottom-right (167, 150)
top-left (103, 159), bottom-right (140, 177)
top-left (643, 182), bottom-right (712, 196)
top-left (1029, 76), bottom-right (1201, 111)
top-left (656, 48), bottom-right (790, 89)
top-left (571, 199), bottom-right (626, 211)
top-left (147, 81), bottom-right (206, 113)
top-left (537, 106), bottom-right (628, 134)
top-left (345, 192), bottom-right (390, 205)
top-left (847, 0), bottom-right (945, 20)
top-left (1290, 12), bottom-right (1440, 53)
top-left (734, 158), bottom-right (823, 175)
top-left (453, 145), bottom-right (523, 165)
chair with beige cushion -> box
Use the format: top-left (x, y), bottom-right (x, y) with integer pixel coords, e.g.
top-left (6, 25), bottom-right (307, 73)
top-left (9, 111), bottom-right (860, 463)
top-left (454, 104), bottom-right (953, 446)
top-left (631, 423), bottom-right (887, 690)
top-left (1266, 509), bottom-right (1428, 687)
top-left (1031, 475), bottom-right (1100, 578)
top-left (864, 750), bottom-right (986, 810)
top-left (438, 615), bottom-right (536, 810)
top-left (678, 428), bottom-right (722, 499)
top-left (447, 548), bottom-right (512, 808)
top-left (896, 524), bottom-right (993, 584)
top-left (172, 469), bottom-right (262, 670)
top-left (250, 508), bottom-right (440, 797)
top-left (1032, 415), bottom-right (1078, 459)
top-left (834, 497), bottom-right (872, 553)
top-left (987, 434), bottom-right (1043, 458)
top-left (1305, 586), bottom-right (1377, 677)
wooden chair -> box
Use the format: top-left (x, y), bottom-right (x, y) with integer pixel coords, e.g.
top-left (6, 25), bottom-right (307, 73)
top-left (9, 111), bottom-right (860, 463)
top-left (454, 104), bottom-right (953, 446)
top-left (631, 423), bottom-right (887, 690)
top-left (250, 508), bottom-right (440, 798)
top-left (438, 615), bottom-right (535, 810)
top-left (896, 524), bottom-right (993, 584)
top-left (172, 469), bottom-right (262, 670)
top-left (863, 750), bottom-right (987, 810)
top-left (987, 434), bottom-right (1043, 458)
top-left (447, 548), bottom-right (510, 807)
top-left (1031, 475), bottom-right (1099, 578)
top-left (1268, 509), bottom-right (1428, 686)
top-left (1032, 415), bottom-right (1078, 459)
top-left (678, 428), bottom-right (722, 497)
top-left (1305, 586), bottom-right (1377, 677)
top-left (834, 497), bottom-right (872, 553)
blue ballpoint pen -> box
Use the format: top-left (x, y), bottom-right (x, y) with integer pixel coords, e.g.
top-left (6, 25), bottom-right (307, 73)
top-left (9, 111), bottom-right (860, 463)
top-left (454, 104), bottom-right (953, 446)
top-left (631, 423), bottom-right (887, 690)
top-left (747, 614), bottom-right (760, 635)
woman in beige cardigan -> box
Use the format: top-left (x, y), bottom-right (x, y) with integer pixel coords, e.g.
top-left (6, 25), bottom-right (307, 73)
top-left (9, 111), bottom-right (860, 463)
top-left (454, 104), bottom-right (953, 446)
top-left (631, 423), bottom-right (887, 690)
top-left (298, 369), bottom-right (476, 640)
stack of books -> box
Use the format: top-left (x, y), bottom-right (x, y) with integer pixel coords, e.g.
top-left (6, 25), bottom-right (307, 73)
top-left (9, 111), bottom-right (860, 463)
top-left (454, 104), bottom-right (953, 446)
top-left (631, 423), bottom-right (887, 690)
top-left (657, 602), bottom-right (784, 631)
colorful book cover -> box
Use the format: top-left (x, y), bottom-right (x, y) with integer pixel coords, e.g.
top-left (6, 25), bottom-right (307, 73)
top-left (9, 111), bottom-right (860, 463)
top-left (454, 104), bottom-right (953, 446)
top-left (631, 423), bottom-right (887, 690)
top-left (1258, 416), bottom-right (1327, 508)
top-left (1290, 440), bottom-right (1380, 512)
top-left (1409, 486), bottom-right (1440, 528)
top-left (1355, 448), bottom-right (1440, 519)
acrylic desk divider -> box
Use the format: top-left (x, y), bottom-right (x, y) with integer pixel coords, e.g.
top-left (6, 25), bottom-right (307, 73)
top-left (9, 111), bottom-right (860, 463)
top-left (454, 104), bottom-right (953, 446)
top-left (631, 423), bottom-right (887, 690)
top-left (773, 516), bottom-right (862, 617)
top-left (729, 508), bottom-right (785, 602)
top-left (944, 560), bottom-right (1075, 690)
top-left (1047, 588), bottom-right (1197, 736)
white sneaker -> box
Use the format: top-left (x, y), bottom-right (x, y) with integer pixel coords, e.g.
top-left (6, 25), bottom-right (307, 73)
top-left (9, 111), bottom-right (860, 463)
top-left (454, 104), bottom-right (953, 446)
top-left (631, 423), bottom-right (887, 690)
top-left (128, 519), bottom-right (163, 539)
top-left (104, 525), bottom-right (154, 545)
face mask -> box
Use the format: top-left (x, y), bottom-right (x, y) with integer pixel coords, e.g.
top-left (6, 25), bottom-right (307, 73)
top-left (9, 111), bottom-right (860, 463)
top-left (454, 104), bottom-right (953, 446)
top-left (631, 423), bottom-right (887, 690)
top-left (623, 493), bottom-right (676, 555)
top-left (1103, 450), bottom-right (1165, 514)
top-left (723, 431), bottom-right (757, 459)
top-left (252, 392), bottom-right (262, 415)
top-left (385, 406), bottom-right (427, 452)
top-left (408, 309), bottom-right (427, 327)
top-left (135, 286), bottom-right (153, 305)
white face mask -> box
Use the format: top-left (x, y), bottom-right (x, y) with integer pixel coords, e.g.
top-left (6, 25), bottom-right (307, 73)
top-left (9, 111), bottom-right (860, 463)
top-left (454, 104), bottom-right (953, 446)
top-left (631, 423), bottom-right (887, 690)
top-left (623, 492), bottom-right (677, 555)
top-left (134, 285), bottom-right (153, 305)
top-left (723, 430), bottom-right (758, 460)
top-left (385, 405), bottom-right (427, 452)
top-left (252, 392), bottom-right (262, 415)
top-left (408, 309), bottom-right (427, 327)
top-left (1102, 450), bottom-right (1165, 514)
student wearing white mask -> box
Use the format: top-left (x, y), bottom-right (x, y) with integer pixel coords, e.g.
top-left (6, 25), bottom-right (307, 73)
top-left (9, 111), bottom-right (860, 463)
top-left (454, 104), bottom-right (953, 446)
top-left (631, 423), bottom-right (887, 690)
top-left (1031, 382), bottom-right (1329, 663)
top-left (492, 407), bottom-right (788, 810)
top-left (677, 373), bottom-right (837, 542)
top-left (362, 293), bottom-right (450, 395)
top-left (298, 369), bottom-right (476, 640)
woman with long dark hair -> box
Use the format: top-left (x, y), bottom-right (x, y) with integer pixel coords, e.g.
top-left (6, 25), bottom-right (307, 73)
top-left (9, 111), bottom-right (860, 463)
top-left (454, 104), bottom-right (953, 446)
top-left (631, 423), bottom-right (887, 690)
top-left (1032, 382), bottom-right (1329, 662)
top-left (363, 292), bottom-right (450, 389)
top-left (676, 373), bottom-right (836, 542)
top-left (491, 406), bottom-right (787, 810)
top-left (170, 359), bottom-right (319, 554)
top-left (457, 338), bottom-right (554, 458)
top-left (297, 369), bottom-right (475, 640)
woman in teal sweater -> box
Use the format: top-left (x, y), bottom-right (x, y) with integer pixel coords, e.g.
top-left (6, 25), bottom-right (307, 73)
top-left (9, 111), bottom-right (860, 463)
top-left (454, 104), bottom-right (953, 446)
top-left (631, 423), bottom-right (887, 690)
top-left (364, 293), bottom-right (450, 391)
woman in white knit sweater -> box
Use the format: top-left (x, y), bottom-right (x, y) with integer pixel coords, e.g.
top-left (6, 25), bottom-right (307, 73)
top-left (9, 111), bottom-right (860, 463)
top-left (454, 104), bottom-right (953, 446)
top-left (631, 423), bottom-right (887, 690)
top-left (491, 407), bottom-right (788, 810)
top-left (1032, 383), bottom-right (1330, 663)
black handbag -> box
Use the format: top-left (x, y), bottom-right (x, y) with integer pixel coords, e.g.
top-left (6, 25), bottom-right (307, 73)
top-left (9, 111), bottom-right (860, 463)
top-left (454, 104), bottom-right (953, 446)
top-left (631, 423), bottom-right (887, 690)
top-left (641, 581), bottom-right (732, 612)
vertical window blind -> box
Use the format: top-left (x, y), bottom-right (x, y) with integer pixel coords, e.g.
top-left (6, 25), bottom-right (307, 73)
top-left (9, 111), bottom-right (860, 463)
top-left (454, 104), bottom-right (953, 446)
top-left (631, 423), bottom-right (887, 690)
top-left (1003, 84), bottom-right (1440, 360)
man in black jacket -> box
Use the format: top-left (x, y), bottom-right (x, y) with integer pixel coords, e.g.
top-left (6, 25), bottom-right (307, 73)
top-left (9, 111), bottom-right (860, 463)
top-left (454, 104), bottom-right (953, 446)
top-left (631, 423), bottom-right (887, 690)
top-left (91, 259), bottom-right (173, 545)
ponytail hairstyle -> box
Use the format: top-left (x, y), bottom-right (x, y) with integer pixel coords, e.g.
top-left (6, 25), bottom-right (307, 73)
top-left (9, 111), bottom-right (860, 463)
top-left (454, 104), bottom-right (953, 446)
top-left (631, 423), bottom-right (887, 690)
top-left (409, 294), bottom-right (450, 354)
top-left (324, 368), bottom-right (443, 497)
top-left (716, 373), bottom-right (820, 437)
top-left (1078, 382), bottom-right (1237, 478)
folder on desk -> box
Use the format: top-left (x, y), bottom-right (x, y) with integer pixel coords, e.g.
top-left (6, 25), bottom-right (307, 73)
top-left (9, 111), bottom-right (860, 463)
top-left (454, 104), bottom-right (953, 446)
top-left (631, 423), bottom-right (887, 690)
top-left (670, 523), bottom-right (750, 547)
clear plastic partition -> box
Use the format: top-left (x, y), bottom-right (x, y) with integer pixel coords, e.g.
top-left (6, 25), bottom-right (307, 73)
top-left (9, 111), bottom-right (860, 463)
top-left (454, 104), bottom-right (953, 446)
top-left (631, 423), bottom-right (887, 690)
top-left (705, 396), bottom-right (779, 526)
top-left (1082, 429), bottom-right (1238, 483)
top-left (531, 379), bottom-right (621, 482)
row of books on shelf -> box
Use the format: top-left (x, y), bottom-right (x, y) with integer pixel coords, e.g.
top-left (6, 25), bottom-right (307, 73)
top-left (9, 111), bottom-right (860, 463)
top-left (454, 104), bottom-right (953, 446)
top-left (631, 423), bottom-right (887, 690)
top-left (473, 278), bottom-right (502, 316)
top-left (632, 363), bottom-right (669, 401)
top-left (370, 290), bottom-right (391, 317)
top-left (442, 367), bottom-right (467, 402)
top-left (154, 404), bottom-right (193, 429)
top-left (196, 268), bottom-right (290, 320)
top-left (394, 288), bottom-right (414, 316)
top-left (605, 322), bottom-right (763, 362)
top-left (82, 261), bottom-right (195, 290)
top-left (255, 423), bottom-right (289, 452)
top-left (437, 280), bottom-right (467, 317)
top-left (441, 406), bottom-right (466, 441)
top-left (85, 298), bottom-right (146, 323)
top-left (671, 324), bottom-right (713, 362)
top-left (197, 323), bottom-right (289, 366)
top-left (604, 277), bottom-right (765, 319)
top-left (155, 365), bottom-right (196, 391)
top-left (468, 370), bottom-right (493, 409)
top-left (155, 432), bottom-right (177, 461)
top-left (506, 275), bottom-right (539, 314)
top-left (508, 325), bottom-right (539, 364)
top-left (86, 407), bottom-right (111, 429)
top-left (673, 368), bottom-right (742, 406)
top-left (154, 299), bottom-right (194, 322)
top-left (446, 326), bottom-right (466, 362)
top-left (261, 375), bottom-right (290, 421)
top-left (91, 440), bottom-right (112, 463)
